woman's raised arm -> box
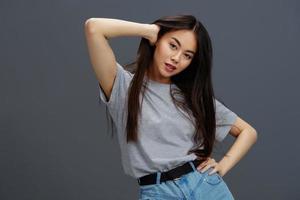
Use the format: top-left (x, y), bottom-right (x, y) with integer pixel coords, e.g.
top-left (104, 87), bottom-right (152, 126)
top-left (84, 18), bottom-right (158, 100)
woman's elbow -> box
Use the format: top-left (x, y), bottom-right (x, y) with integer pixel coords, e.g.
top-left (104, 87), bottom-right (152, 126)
top-left (84, 18), bottom-right (100, 35)
top-left (250, 127), bottom-right (258, 143)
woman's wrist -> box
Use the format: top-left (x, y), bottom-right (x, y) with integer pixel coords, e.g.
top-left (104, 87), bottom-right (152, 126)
top-left (141, 24), bottom-right (154, 40)
top-left (218, 155), bottom-right (233, 176)
top-left (143, 24), bottom-right (160, 45)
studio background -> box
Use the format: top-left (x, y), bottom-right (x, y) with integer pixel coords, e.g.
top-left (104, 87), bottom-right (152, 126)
top-left (1, 0), bottom-right (299, 199)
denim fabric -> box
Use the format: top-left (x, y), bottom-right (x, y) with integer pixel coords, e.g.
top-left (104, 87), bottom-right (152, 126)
top-left (138, 161), bottom-right (234, 200)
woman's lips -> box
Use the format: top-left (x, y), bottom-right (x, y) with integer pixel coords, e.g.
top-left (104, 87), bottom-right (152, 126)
top-left (165, 63), bottom-right (176, 72)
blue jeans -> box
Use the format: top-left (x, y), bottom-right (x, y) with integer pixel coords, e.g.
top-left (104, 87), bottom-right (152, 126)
top-left (138, 161), bottom-right (234, 200)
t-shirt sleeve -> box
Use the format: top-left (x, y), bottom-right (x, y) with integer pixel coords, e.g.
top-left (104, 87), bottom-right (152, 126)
top-left (98, 62), bottom-right (133, 122)
top-left (214, 99), bottom-right (238, 142)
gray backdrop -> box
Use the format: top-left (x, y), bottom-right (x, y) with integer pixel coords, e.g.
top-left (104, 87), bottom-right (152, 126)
top-left (1, 0), bottom-right (299, 199)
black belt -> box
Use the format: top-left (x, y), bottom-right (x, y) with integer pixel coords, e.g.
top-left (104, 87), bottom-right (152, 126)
top-left (137, 159), bottom-right (203, 186)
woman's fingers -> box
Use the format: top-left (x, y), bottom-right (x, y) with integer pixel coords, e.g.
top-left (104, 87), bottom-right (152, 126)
top-left (197, 157), bottom-right (214, 169)
top-left (200, 162), bottom-right (217, 173)
top-left (197, 157), bottom-right (218, 174)
top-left (208, 166), bottom-right (220, 176)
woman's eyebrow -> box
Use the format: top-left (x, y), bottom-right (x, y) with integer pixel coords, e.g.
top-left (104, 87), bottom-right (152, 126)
top-left (171, 37), bottom-right (195, 54)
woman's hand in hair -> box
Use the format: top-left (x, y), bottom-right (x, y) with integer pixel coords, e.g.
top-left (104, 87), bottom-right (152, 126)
top-left (197, 157), bottom-right (225, 177)
top-left (145, 24), bottom-right (160, 46)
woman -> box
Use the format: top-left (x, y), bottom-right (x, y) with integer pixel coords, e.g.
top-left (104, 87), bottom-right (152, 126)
top-left (84, 14), bottom-right (257, 200)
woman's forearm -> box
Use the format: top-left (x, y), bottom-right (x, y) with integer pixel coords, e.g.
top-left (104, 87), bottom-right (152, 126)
top-left (85, 18), bottom-right (154, 40)
top-left (219, 128), bottom-right (258, 176)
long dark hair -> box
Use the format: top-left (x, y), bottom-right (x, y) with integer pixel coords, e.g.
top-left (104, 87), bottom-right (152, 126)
top-left (105, 14), bottom-right (232, 160)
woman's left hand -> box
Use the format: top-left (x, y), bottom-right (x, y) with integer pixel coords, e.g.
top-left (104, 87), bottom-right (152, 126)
top-left (196, 157), bottom-right (224, 177)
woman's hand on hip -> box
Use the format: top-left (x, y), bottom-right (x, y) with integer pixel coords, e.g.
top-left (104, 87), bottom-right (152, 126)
top-left (197, 157), bottom-right (225, 177)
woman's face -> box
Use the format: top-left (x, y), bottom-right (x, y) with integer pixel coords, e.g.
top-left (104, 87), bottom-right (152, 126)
top-left (148, 29), bottom-right (197, 84)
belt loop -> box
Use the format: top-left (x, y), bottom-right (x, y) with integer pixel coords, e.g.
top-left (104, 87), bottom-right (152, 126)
top-left (189, 161), bottom-right (197, 172)
top-left (156, 171), bottom-right (161, 184)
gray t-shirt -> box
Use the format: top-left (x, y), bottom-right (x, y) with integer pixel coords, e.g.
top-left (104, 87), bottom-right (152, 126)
top-left (98, 62), bottom-right (238, 178)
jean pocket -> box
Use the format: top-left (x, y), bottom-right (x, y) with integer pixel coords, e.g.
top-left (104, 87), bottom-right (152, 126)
top-left (204, 172), bottom-right (222, 185)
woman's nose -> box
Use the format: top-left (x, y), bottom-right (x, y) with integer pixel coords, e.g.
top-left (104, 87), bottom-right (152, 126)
top-left (171, 52), bottom-right (180, 63)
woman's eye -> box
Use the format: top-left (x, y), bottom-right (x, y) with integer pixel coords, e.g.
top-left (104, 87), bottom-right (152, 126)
top-left (169, 43), bottom-right (177, 49)
top-left (185, 54), bottom-right (192, 59)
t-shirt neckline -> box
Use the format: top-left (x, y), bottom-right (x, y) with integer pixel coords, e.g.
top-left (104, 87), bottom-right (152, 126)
top-left (144, 77), bottom-right (175, 87)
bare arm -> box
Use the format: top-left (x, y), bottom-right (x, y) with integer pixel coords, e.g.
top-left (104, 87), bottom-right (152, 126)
top-left (218, 116), bottom-right (258, 176)
top-left (197, 116), bottom-right (258, 177)
top-left (84, 18), bottom-right (158, 100)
